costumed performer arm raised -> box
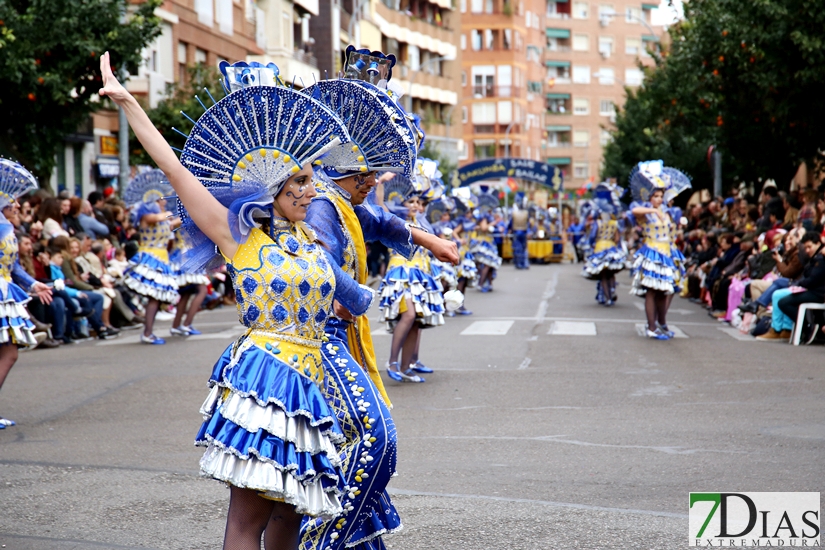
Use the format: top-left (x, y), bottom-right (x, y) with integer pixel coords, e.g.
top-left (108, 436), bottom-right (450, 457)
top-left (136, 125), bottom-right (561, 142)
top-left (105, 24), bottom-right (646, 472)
top-left (100, 52), bottom-right (377, 549)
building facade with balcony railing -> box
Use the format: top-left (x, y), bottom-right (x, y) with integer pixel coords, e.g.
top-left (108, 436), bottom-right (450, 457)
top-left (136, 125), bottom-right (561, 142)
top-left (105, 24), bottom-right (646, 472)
top-left (459, 0), bottom-right (547, 167)
top-left (542, 0), bottom-right (663, 187)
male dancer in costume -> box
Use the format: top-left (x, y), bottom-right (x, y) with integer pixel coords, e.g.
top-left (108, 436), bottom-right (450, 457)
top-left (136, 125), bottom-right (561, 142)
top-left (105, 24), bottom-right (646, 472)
top-left (299, 48), bottom-right (458, 550)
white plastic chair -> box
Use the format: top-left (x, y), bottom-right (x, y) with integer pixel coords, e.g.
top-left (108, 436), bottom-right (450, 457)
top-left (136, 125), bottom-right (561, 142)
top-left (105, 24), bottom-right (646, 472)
top-left (791, 302), bottom-right (825, 345)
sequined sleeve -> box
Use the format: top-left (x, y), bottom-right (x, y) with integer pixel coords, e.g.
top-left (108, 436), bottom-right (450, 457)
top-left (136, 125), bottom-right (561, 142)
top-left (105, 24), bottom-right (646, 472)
top-left (11, 260), bottom-right (36, 291)
top-left (329, 259), bottom-right (375, 316)
top-left (355, 204), bottom-right (414, 259)
top-left (305, 198), bottom-right (347, 268)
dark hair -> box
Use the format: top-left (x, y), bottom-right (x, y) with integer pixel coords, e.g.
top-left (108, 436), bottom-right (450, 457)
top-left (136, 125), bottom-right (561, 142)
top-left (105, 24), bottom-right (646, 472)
top-left (91, 243), bottom-right (104, 255)
top-left (720, 233), bottom-right (736, 246)
top-left (88, 191), bottom-right (103, 205)
top-left (762, 186), bottom-right (778, 198)
top-left (747, 205), bottom-right (759, 222)
top-left (800, 231), bottom-right (823, 245)
top-left (38, 197), bottom-right (63, 224)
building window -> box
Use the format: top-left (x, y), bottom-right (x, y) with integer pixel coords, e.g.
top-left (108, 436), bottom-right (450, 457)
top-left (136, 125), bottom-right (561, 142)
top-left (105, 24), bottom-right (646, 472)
top-left (460, 34), bottom-right (467, 50)
top-left (216, 0), bottom-right (234, 35)
top-left (195, 0), bottom-right (214, 26)
top-left (485, 29), bottom-right (495, 50)
top-left (503, 29), bottom-right (512, 50)
top-left (598, 36), bottom-right (614, 57)
top-left (574, 162), bottom-right (589, 178)
top-left (573, 98), bottom-right (590, 115)
top-left (626, 6), bottom-right (642, 23)
top-left (598, 4), bottom-right (615, 18)
top-left (484, 0), bottom-right (493, 13)
top-left (282, 12), bottom-right (291, 49)
top-left (572, 65), bottom-right (591, 84)
top-left (573, 130), bottom-right (589, 147)
top-left (462, 106), bottom-right (468, 123)
top-left (599, 99), bottom-right (615, 115)
top-left (471, 0), bottom-right (482, 13)
top-left (471, 30), bottom-right (482, 51)
top-left (625, 37), bottom-right (641, 55)
top-left (572, 1), bottom-right (588, 19)
top-left (195, 48), bottom-right (207, 64)
top-left (461, 71), bottom-right (467, 86)
top-left (460, 0), bottom-right (466, 12)
top-left (472, 102), bottom-right (497, 124)
top-left (572, 34), bottom-right (589, 51)
top-left (474, 142), bottom-right (497, 159)
top-left (625, 67), bottom-right (643, 86)
top-left (600, 129), bottom-right (612, 145)
top-left (547, 98), bottom-right (568, 113)
top-left (597, 67), bottom-right (614, 85)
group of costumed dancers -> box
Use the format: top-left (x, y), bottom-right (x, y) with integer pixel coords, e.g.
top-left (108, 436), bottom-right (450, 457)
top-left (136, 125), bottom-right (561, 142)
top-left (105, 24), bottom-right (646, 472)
top-left (579, 160), bottom-right (691, 340)
top-left (98, 45), bottom-right (469, 550)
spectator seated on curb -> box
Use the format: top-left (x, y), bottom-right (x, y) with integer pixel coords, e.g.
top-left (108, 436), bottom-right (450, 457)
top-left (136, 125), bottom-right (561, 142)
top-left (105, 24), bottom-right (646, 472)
top-left (757, 231), bottom-right (825, 342)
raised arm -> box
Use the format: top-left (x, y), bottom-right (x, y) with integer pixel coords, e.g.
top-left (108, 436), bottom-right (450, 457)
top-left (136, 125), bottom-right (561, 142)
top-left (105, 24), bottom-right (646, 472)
top-left (99, 52), bottom-right (237, 258)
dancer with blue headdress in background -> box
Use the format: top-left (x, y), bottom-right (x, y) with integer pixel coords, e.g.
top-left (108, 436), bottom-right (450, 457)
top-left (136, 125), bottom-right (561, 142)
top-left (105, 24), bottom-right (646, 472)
top-left (121, 169), bottom-right (179, 345)
top-left (301, 46), bottom-right (459, 550)
top-left (100, 52), bottom-right (377, 549)
top-left (376, 161), bottom-right (447, 383)
top-left (0, 159), bottom-right (53, 430)
top-left (582, 182), bottom-right (627, 306)
top-left (467, 191), bottom-right (503, 293)
top-left (662, 168), bottom-right (692, 308)
top-left (166, 197), bottom-right (210, 337)
top-left (629, 160), bottom-right (679, 340)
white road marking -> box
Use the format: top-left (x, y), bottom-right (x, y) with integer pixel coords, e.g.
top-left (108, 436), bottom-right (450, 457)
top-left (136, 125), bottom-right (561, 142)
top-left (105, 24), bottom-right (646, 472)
top-left (548, 321), bottom-right (597, 336)
top-left (518, 357), bottom-right (532, 369)
top-left (634, 324), bottom-right (688, 338)
top-left (716, 326), bottom-right (755, 341)
top-left (534, 272), bottom-right (558, 326)
top-left (460, 320), bottom-right (514, 335)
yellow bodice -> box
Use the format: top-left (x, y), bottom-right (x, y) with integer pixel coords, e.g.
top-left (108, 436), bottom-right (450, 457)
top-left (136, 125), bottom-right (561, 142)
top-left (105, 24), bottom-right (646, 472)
top-left (228, 223), bottom-right (335, 343)
top-left (138, 220), bottom-right (172, 262)
top-left (388, 246), bottom-right (430, 271)
top-left (0, 230), bottom-right (18, 281)
top-left (642, 210), bottom-right (672, 255)
top-left (470, 230), bottom-right (494, 245)
top-left (593, 219), bottom-right (619, 253)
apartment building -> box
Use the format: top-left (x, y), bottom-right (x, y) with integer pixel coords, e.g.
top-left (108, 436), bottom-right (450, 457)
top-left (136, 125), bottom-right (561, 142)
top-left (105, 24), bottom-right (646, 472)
top-left (310, 0), bottom-right (462, 159)
top-left (458, 0), bottom-right (548, 167)
top-left (544, 0), bottom-right (661, 188)
top-left (52, 0), bottom-right (261, 196)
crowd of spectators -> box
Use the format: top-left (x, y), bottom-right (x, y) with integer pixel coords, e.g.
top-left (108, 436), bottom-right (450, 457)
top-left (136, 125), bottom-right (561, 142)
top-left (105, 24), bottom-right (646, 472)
top-left (13, 189), bottom-right (234, 350)
top-left (676, 181), bottom-right (825, 344)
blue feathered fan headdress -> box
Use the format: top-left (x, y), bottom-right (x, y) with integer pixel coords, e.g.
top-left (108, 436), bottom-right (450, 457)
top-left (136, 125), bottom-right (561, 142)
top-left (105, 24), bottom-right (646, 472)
top-left (123, 169), bottom-right (172, 207)
top-left (172, 61), bottom-right (352, 270)
top-left (0, 159), bottom-right (38, 210)
top-left (303, 78), bottom-right (417, 180)
top-left (629, 160), bottom-right (670, 203)
top-left (662, 167), bottom-right (692, 203)
top-left (592, 181), bottom-right (625, 216)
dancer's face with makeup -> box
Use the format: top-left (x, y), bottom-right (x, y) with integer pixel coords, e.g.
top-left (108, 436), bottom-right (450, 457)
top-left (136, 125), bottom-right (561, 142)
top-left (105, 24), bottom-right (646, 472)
top-left (336, 171), bottom-right (377, 205)
top-left (404, 196), bottom-right (422, 216)
top-left (273, 164), bottom-right (317, 221)
top-left (650, 189), bottom-right (664, 208)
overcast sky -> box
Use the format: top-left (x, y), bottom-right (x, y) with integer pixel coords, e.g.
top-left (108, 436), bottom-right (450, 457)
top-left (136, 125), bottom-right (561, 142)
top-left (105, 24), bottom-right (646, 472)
top-left (651, 0), bottom-right (684, 26)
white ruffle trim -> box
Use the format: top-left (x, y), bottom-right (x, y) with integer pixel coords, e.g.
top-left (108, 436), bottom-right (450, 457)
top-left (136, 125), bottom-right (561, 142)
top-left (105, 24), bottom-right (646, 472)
top-left (346, 523), bottom-right (405, 548)
top-left (199, 444), bottom-right (343, 519)
top-left (178, 273), bottom-right (211, 286)
top-left (379, 280), bottom-right (445, 328)
top-left (200, 385), bottom-right (343, 461)
top-left (0, 325), bottom-right (37, 346)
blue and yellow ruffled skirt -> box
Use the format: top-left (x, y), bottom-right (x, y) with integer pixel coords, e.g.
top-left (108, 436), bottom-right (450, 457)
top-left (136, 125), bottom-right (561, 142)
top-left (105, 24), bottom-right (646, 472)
top-left (630, 245), bottom-right (677, 296)
top-left (582, 246), bottom-right (627, 279)
top-left (378, 265), bottom-right (445, 329)
top-left (122, 251), bottom-right (179, 303)
top-left (0, 280), bottom-right (37, 347)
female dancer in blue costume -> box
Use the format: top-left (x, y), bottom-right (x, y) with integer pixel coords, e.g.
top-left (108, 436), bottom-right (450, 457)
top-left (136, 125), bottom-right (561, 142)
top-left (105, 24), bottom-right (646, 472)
top-left (301, 46), bottom-right (458, 550)
top-left (662, 169), bottom-right (692, 310)
top-left (468, 214), bottom-right (502, 292)
top-left (376, 171), bottom-right (445, 383)
top-left (0, 160), bottom-right (53, 429)
top-left (169, 227), bottom-right (210, 336)
top-left (629, 161), bottom-right (677, 340)
top-left (121, 169), bottom-right (179, 345)
top-left (100, 53), bottom-right (377, 549)
top-left (582, 182), bottom-right (627, 306)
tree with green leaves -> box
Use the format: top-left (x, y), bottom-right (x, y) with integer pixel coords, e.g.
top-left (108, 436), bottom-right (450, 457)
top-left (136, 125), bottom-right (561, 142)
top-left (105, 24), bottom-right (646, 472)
top-left (0, 0), bottom-right (161, 188)
top-left (129, 64), bottom-right (226, 167)
top-left (603, 0), bottom-right (825, 191)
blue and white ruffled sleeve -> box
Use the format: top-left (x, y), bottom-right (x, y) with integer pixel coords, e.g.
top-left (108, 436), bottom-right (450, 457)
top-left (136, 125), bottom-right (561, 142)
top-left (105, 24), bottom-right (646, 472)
top-left (330, 260), bottom-right (375, 316)
top-left (356, 204), bottom-right (414, 259)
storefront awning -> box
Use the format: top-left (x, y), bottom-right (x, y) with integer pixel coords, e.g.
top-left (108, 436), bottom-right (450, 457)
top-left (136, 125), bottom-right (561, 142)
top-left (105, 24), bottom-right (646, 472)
top-left (545, 60), bottom-right (571, 68)
top-left (546, 157), bottom-right (571, 165)
top-left (546, 92), bottom-right (571, 99)
top-left (546, 125), bottom-right (571, 131)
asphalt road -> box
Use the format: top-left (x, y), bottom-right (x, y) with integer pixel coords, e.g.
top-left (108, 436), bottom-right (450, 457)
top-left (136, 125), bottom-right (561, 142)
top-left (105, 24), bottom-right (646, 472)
top-left (1, 262), bottom-right (822, 549)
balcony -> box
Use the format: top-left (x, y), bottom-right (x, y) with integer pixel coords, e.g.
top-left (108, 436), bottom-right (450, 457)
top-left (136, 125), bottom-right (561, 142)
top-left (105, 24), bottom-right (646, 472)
top-left (546, 12), bottom-right (570, 19)
top-left (472, 123), bottom-right (522, 134)
top-left (374, 2), bottom-right (456, 48)
top-left (471, 85), bottom-right (521, 98)
top-left (546, 141), bottom-right (571, 148)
